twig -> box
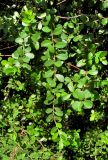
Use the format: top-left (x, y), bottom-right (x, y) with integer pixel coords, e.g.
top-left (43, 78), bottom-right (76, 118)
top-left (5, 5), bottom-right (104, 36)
top-left (0, 45), bottom-right (17, 51)
top-left (9, 146), bottom-right (20, 160)
top-left (0, 55), bottom-right (12, 57)
top-left (57, 14), bottom-right (84, 20)
top-left (57, 14), bottom-right (98, 20)
top-left (57, 0), bottom-right (67, 5)
top-left (67, 62), bottom-right (80, 71)
top-left (37, 139), bottom-right (45, 149)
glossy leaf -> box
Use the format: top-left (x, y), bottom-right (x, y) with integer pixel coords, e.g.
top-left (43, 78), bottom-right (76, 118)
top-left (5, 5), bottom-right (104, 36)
top-left (55, 41), bottom-right (67, 49)
top-left (83, 100), bottom-right (93, 109)
top-left (56, 74), bottom-right (64, 82)
top-left (44, 70), bottom-right (54, 78)
top-left (56, 53), bottom-right (68, 60)
top-left (25, 53), bottom-right (34, 59)
top-left (42, 26), bottom-right (51, 33)
top-left (46, 108), bottom-right (53, 114)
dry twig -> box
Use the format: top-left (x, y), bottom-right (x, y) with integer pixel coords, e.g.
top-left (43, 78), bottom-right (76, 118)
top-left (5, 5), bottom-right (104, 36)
top-left (57, 0), bottom-right (67, 5)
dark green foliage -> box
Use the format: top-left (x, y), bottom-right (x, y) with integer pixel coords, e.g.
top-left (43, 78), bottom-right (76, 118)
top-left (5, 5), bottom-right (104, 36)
top-left (0, 0), bottom-right (108, 159)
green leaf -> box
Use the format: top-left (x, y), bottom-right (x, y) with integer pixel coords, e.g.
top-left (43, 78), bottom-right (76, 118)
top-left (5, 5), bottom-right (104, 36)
top-left (46, 108), bottom-right (53, 114)
top-left (55, 41), bottom-right (67, 49)
top-left (56, 53), bottom-right (68, 60)
top-left (42, 26), bottom-right (51, 33)
top-left (44, 59), bottom-right (53, 67)
top-left (4, 67), bottom-right (17, 75)
top-left (14, 60), bottom-right (20, 67)
top-left (101, 18), bottom-right (108, 25)
top-left (25, 53), bottom-right (34, 59)
top-left (15, 38), bottom-right (23, 44)
top-left (53, 24), bottom-right (62, 35)
top-left (0, 114), bottom-right (3, 120)
top-left (22, 63), bottom-right (31, 70)
top-left (88, 65), bottom-right (98, 75)
top-left (68, 82), bottom-right (74, 92)
top-left (73, 89), bottom-right (85, 100)
top-left (46, 114), bottom-right (53, 122)
top-left (54, 61), bottom-right (63, 67)
top-left (68, 22), bottom-right (74, 28)
top-left (83, 89), bottom-right (92, 99)
top-left (83, 100), bottom-right (93, 109)
top-left (20, 31), bottom-right (28, 38)
top-left (56, 123), bottom-right (62, 129)
top-left (56, 74), bottom-right (64, 82)
top-left (1, 60), bottom-right (8, 66)
top-left (102, 59), bottom-right (108, 65)
top-left (48, 45), bottom-right (55, 53)
top-left (51, 127), bottom-right (58, 135)
top-left (77, 77), bottom-right (87, 88)
top-left (88, 70), bottom-right (98, 75)
top-left (55, 107), bottom-right (63, 117)
top-left (52, 132), bottom-right (58, 141)
top-left (57, 83), bottom-right (63, 89)
top-left (46, 78), bottom-right (56, 87)
top-left (46, 91), bottom-right (54, 101)
top-left (73, 35), bottom-right (83, 42)
top-left (31, 32), bottom-right (41, 41)
top-left (72, 73), bottom-right (80, 82)
top-left (88, 52), bottom-right (94, 65)
top-left (71, 101), bottom-right (83, 112)
top-left (55, 110), bottom-right (63, 117)
top-left (25, 47), bottom-right (31, 53)
top-left (62, 93), bottom-right (71, 101)
top-left (23, 56), bottom-right (30, 63)
top-left (37, 12), bottom-right (46, 19)
top-left (38, 21), bottom-right (42, 30)
top-left (95, 51), bottom-right (107, 65)
top-left (65, 77), bottom-right (71, 83)
top-left (88, 52), bottom-right (93, 61)
top-left (41, 39), bottom-right (52, 47)
top-left (102, 0), bottom-right (108, 9)
top-left (34, 41), bottom-right (39, 50)
top-left (59, 138), bottom-right (64, 150)
top-left (77, 59), bottom-right (86, 67)
top-left (44, 70), bottom-right (54, 78)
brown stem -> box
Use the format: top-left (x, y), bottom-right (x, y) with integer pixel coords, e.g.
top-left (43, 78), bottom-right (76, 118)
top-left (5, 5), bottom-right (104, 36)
top-left (57, 14), bottom-right (84, 20)
top-left (57, 0), bottom-right (66, 5)
top-left (0, 55), bottom-right (12, 57)
top-left (37, 139), bottom-right (45, 149)
top-left (57, 14), bottom-right (98, 20)
top-left (0, 45), bottom-right (17, 51)
top-left (67, 62), bottom-right (80, 71)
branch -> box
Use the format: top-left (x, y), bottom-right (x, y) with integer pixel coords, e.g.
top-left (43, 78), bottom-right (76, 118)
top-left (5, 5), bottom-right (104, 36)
top-left (57, 0), bottom-right (67, 5)
top-left (57, 14), bottom-right (84, 20)
top-left (0, 45), bottom-right (17, 51)
top-left (57, 14), bottom-right (97, 20)
top-left (67, 62), bottom-right (80, 71)
top-left (37, 139), bottom-right (45, 149)
top-left (0, 55), bottom-right (12, 57)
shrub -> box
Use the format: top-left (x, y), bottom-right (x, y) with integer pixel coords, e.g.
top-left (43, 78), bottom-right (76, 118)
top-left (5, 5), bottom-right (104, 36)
top-left (0, 0), bottom-right (108, 159)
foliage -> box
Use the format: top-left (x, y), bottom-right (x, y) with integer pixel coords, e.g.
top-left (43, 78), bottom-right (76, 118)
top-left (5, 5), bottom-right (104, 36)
top-left (0, 0), bottom-right (108, 159)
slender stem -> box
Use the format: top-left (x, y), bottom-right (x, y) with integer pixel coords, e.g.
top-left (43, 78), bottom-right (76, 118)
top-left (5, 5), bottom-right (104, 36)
top-left (57, 14), bottom-right (99, 20)
top-left (67, 62), bottom-right (80, 71)
top-left (0, 45), bottom-right (17, 51)
top-left (57, 14), bottom-right (85, 20)
top-left (57, 0), bottom-right (66, 5)
top-left (51, 32), bottom-right (57, 124)
top-left (0, 55), bottom-right (12, 57)
top-left (37, 139), bottom-right (45, 149)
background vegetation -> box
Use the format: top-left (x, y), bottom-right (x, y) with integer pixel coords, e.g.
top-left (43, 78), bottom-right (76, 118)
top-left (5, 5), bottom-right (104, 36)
top-left (0, 0), bottom-right (108, 159)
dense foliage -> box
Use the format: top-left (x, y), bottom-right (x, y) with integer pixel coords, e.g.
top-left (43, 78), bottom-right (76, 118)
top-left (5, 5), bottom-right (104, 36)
top-left (0, 0), bottom-right (108, 159)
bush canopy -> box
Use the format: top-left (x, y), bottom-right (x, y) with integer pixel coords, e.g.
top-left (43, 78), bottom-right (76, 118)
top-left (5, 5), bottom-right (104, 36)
top-left (0, 0), bottom-right (108, 159)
